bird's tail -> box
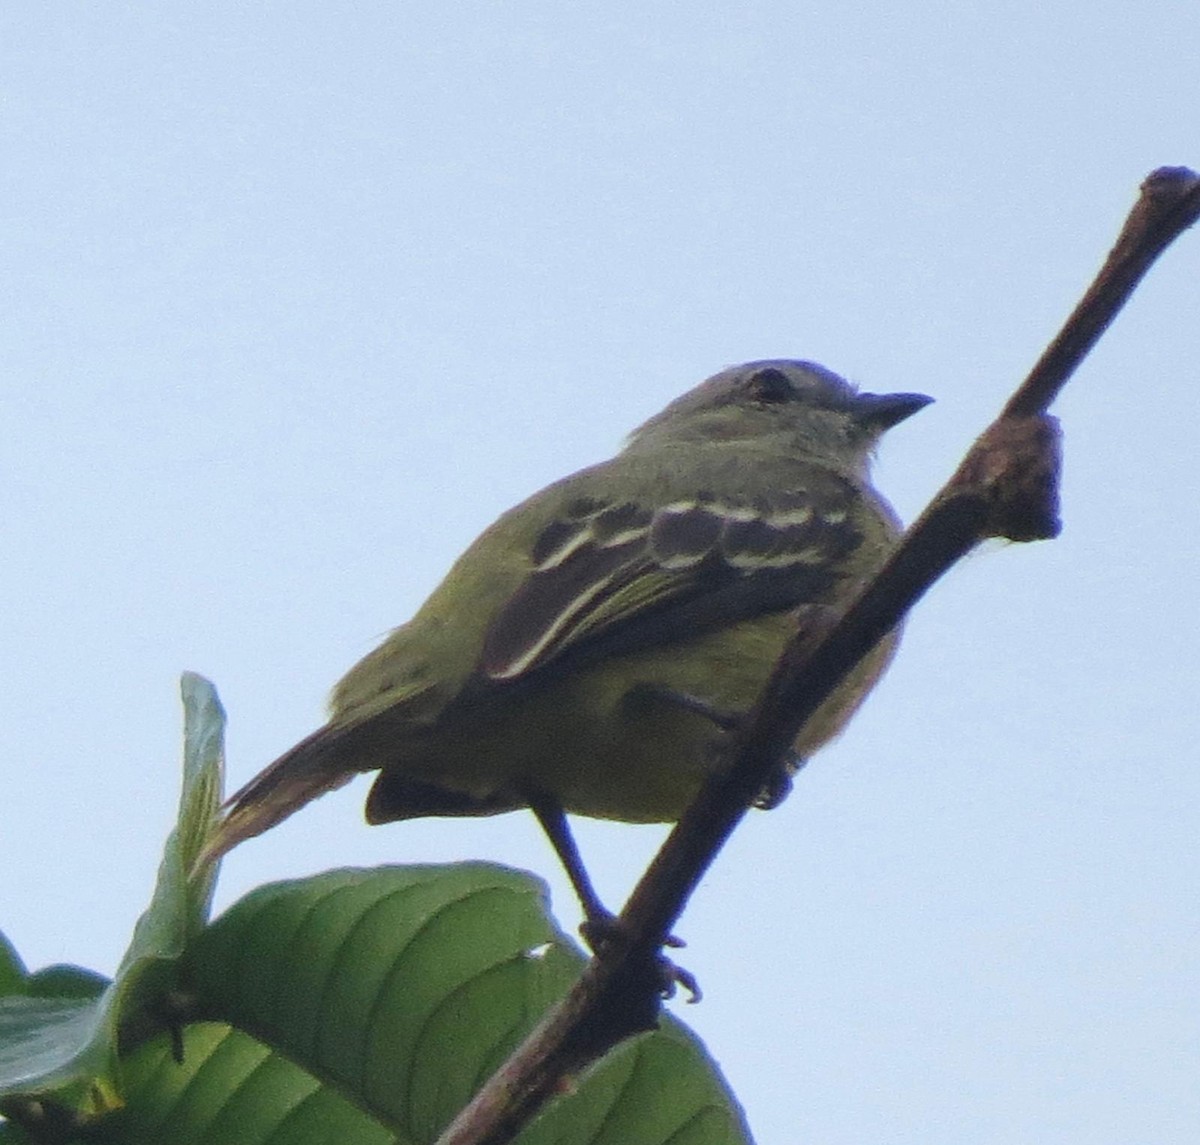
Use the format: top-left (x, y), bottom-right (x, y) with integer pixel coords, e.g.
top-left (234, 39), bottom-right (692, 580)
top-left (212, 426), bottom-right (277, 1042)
top-left (196, 722), bottom-right (361, 869)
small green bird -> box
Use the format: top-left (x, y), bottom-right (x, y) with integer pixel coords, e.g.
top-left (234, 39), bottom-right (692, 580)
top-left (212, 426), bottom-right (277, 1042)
top-left (202, 360), bottom-right (929, 925)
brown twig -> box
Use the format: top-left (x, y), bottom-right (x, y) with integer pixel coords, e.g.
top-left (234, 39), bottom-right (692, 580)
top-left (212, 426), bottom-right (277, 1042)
top-left (1005, 167), bottom-right (1200, 418)
top-left (434, 167), bottom-right (1200, 1145)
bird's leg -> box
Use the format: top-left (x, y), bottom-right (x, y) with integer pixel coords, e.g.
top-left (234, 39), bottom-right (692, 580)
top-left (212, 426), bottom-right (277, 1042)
top-left (523, 787), bottom-right (699, 1000)
top-left (523, 788), bottom-right (614, 932)
top-left (622, 681), bottom-right (742, 730)
top-left (624, 682), bottom-right (806, 811)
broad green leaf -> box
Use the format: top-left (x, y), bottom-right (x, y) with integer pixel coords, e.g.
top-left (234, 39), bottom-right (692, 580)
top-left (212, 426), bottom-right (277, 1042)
top-left (177, 863), bottom-right (751, 1145)
top-left (94, 1023), bottom-right (395, 1145)
top-left (0, 675), bottom-right (226, 1117)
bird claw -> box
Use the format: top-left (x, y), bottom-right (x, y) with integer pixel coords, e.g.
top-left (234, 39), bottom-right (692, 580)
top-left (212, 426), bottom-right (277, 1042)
top-left (658, 959), bottom-right (702, 1003)
top-left (579, 913), bottom-right (702, 1002)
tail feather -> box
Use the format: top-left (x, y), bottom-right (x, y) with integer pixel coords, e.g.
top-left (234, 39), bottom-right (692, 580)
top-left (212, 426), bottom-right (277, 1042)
top-left (197, 723), bottom-right (360, 867)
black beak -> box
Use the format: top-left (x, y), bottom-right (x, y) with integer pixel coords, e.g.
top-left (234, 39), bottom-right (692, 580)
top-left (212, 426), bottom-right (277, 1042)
top-left (852, 391), bottom-right (934, 430)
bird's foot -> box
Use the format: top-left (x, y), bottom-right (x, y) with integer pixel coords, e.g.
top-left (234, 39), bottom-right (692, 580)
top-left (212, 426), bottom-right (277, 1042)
top-left (752, 753), bottom-right (807, 809)
top-left (580, 910), bottom-right (701, 1002)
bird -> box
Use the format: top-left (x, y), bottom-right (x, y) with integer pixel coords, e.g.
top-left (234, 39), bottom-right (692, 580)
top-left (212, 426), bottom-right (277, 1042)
top-left (200, 360), bottom-right (930, 931)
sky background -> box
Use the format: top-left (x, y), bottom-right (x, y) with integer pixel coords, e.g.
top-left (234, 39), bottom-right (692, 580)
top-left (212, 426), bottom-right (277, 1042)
top-left (3, 4), bottom-right (1198, 1142)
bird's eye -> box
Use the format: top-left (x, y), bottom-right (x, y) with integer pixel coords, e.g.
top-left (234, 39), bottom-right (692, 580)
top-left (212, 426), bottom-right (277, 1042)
top-left (746, 367), bottom-right (794, 404)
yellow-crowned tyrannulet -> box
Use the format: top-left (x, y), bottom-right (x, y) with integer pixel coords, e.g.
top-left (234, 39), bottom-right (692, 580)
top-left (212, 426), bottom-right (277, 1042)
top-left (203, 361), bottom-right (930, 920)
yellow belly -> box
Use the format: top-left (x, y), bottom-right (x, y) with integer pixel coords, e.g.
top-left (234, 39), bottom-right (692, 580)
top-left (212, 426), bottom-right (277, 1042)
top-left (386, 612), bottom-right (898, 823)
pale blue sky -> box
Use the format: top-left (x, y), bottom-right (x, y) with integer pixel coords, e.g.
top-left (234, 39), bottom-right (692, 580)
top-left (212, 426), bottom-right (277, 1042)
top-left (3, 5), bottom-right (1199, 1142)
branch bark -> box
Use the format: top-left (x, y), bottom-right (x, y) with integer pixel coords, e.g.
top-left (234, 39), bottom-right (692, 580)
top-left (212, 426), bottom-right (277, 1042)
top-left (435, 166), bottom-right (1200, 1145)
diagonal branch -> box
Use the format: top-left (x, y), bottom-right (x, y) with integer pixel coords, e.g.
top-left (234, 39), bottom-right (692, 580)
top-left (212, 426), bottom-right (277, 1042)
top-left (434, 166), bottom-right (1200, 1145)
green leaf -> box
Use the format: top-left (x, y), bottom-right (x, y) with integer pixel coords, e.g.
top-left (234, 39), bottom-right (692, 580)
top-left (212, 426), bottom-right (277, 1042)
top-left (176, 671), bottom-right (226, 922)
top-left (26, 967), bottom-right (108, 1002)
top-left (0, 675), bottom-right (227, 1118)
top-left (0, 935), bottom-right (25, 998)
top-left (95, 1023), bottom-right (395, 1145)
top-left (0, 967), bottom-right (113, 1123)
top-left (177, 863), bottom-right (751, 1145)
top-left (0, 996), bottom-right (114, 1105)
